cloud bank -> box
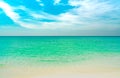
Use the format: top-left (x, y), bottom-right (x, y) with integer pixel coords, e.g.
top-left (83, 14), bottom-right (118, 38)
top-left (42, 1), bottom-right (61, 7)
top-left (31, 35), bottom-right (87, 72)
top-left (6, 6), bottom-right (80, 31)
top-left (0, 0), bottom-right (120, 35)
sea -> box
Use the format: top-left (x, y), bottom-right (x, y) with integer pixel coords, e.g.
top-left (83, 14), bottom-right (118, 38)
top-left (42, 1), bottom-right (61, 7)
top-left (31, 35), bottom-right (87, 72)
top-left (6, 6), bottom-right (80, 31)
top-left (0, 36), bottom-right (120, 78)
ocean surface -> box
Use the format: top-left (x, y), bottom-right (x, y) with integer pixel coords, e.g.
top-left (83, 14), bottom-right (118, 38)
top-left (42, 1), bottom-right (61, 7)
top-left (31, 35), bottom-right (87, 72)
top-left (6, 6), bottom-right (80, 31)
top-left (0, 36), bottom-right (120, 78)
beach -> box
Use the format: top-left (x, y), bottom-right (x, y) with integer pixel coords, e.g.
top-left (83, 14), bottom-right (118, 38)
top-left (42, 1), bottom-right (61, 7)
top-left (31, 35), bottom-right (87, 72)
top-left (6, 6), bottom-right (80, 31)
top-left (0, 36), bottom-right (120, 78)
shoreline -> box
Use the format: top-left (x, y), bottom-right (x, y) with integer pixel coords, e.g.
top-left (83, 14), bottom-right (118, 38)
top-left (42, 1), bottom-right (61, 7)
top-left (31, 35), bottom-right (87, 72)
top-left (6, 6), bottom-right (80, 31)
top-left (1, 65), bottom-right (120, 78)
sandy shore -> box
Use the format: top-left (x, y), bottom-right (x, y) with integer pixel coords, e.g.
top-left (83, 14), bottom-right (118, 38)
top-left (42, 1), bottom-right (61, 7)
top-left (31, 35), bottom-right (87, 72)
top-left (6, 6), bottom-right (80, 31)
top-left (0, 52), bottom-right (120, 78)
top-left (0, 64), bottom-right (120, 78)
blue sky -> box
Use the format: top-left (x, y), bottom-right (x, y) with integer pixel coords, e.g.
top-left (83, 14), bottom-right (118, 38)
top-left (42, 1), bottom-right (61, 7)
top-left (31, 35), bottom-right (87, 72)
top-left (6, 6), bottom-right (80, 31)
top-left (0, 0), bottom-right (120, 36)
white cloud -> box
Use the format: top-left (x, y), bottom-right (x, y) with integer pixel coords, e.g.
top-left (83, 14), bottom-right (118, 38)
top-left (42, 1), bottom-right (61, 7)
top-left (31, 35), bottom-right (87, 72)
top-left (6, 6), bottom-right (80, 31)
top-left (68, 0), bottom-right (114, 17)
top-left (31, 12), bottom-right (57, 20)
top-left (36, 0), bottom-right (41, 2)
top-left (0, 0), bottom-right (119, 31)
top-left (68, 0), bottom-right (82, 6)
top-left (39, 3), bottom-right (44, 6)
top-left (36, 0), bottom-right (44, 7)
top-left (0, 1), bottom-right (20, 22)
top-left (54, 0), bottom-right (61, 5)
top-left (0, 0), bottom-right (59, 29)
top-left (0, 1), bottom-right (39, 29)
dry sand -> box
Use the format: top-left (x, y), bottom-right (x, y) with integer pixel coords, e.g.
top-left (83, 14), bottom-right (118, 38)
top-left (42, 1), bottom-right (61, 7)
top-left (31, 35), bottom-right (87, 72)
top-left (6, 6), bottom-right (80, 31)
top-left (0, 64), bottom-right (120, 78)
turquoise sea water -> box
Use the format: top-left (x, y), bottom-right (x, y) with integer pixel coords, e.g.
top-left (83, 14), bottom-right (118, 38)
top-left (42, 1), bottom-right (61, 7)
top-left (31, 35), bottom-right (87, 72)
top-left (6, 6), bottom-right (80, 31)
top-left (0, 36), bottom-right (120, 66)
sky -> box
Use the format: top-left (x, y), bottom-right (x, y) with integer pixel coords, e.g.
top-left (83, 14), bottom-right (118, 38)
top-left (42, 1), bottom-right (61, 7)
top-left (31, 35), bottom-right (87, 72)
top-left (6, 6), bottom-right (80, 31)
top-left (0, 0), bottom-right (120, 36)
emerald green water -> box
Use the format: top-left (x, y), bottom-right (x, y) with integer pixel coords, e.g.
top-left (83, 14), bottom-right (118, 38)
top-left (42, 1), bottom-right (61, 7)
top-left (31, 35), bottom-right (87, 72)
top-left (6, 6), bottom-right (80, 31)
top-left (0, 36), bottom-right (120, 66)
